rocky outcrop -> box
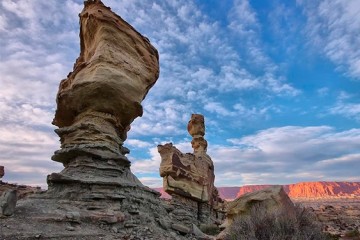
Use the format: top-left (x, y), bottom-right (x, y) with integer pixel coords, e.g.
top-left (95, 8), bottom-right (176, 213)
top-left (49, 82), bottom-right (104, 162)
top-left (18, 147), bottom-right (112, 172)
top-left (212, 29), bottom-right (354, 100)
top-left (0, 189), bottom-right (17, 216)
top-left (48, 0), bottom-right (159, 191)
top-left (221, 186), bottom-right (295, 231)
top-left (158, 114), bottom-right (225, 226)
top-left (300, 199), bottom-right (360, 237)
top-left (0, 1), bottom-right (203, 239)
top-left (232, 182), bottom-right (360, 200)
top-left (0, 166), bottom-right (4, 179)
top-left (159, 114), bottom-right (217, 203)
top-left (0, 182), bottom-right (42, 199)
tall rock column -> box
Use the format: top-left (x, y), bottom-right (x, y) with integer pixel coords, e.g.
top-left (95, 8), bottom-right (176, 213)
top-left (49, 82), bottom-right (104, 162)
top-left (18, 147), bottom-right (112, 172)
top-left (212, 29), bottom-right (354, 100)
top-left (47, 0), bottom-right (159, 197)
top-left (158, 114), bottom-right (224, 225)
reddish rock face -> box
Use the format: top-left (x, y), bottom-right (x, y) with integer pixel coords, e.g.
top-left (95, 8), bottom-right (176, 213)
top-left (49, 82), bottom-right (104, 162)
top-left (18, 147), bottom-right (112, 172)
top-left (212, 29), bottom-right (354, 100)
top-left (0, 166), bottom-right (4, 178)
top-left (228, 182), bottom-right (360, 200)
top-left (286, 182), bottom-right (360, 198)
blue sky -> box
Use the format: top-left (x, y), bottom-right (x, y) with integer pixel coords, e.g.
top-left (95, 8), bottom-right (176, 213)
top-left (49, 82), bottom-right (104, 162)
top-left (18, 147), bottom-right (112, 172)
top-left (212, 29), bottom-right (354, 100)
top-left (0, 0), bottom-right (359, 188)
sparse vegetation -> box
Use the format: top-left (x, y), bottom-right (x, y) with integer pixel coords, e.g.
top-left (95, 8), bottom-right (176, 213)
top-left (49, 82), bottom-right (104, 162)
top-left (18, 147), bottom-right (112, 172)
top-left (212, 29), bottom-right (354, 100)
top-left (200, 223), bottom-right (221, 236)
top-left (345, 229), bottom-right (360, 238)
top-left (225, 203), bottom-right (329, 240)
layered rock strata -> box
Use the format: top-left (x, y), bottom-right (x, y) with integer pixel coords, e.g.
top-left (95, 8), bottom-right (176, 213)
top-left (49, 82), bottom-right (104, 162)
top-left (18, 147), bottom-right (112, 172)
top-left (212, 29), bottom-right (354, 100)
top-left (48, 0), bottom-right (159, 191)
top-left (158, 114), bottom-right (225, 226)
top-left (0, 1), bottom-right (209, 239)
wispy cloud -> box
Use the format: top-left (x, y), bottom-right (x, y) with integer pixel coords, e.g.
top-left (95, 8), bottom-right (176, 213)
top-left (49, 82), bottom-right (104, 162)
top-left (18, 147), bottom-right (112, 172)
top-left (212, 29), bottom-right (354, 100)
top-left (298, 0), bottom-right (360, 78)
top-left (0, 0), bottom-right (358, 189)
top-left (133, 126), bottom-right (360, 187)
top-left (212, 126), bottom-right (360, 185)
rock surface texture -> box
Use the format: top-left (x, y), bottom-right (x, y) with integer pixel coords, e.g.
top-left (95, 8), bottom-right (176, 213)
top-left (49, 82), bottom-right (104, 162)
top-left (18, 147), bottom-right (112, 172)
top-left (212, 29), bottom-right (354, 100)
top-left (221, 186), bottom-right (295, 229)
top-left (0, 1), bottom-right (212, 239)
top-left (0, 189), bottom-right (17, 216)
top-left (0, 166), bottom-right (4, 179)
top-left (158, 114), bottom-right (225, 226)
top-left (49, 0), bottom-right (159, 189)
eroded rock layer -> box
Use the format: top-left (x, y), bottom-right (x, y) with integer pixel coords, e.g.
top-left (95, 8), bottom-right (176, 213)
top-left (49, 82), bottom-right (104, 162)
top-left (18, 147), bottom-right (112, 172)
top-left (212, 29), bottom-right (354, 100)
top-left (48, 0), bottom-right (159, 190)
top-left (158, 114), bottom-right (225, 225)
top-left (0, 1), bottom-right (207, 239)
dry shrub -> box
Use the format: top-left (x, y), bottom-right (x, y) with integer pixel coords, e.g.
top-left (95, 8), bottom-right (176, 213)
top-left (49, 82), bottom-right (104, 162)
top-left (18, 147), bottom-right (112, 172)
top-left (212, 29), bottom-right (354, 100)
top-left (225, 203), bottom-right (329, 240)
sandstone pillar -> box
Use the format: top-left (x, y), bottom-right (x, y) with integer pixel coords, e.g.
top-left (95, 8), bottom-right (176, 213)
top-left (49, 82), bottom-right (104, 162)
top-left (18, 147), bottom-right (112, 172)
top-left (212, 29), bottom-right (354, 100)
top-left (47, 0), bottom-right (159, 199)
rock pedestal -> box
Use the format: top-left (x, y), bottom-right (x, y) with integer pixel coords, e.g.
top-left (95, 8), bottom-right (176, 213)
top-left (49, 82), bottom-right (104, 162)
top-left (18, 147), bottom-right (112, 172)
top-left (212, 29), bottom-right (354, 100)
top-left (158, 114), bottom-right (225, 226)
top-left (48, 0), bottom-right (159, 193)
top-left (0, 1), bottom-right (203, 239)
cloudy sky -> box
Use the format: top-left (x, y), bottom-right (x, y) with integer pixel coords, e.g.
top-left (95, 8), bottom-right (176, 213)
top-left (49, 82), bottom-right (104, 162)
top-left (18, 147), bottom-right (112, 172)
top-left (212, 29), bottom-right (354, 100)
top-left (0, 0), bottom-right (359, 188)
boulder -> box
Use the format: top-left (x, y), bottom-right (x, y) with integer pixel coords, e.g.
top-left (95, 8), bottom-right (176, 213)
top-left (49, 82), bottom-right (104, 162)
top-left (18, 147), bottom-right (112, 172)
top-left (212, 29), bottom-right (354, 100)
top-left (221, 186), bottom-right (295, 229)
top-left (0, 189), bottom-right (17, 216)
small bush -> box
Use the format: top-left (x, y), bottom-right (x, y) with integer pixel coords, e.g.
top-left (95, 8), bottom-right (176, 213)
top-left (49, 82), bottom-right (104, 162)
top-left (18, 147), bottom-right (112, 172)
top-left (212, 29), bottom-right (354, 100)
top-left (225, 203), bottom-right (329, 240)
top-left (345, 229), bottom-right (360, 238)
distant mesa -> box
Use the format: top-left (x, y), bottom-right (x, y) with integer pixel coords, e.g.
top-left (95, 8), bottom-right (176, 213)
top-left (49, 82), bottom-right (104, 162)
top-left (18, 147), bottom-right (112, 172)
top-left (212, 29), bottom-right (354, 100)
top-left (154, 181), bottom-right (360, 200)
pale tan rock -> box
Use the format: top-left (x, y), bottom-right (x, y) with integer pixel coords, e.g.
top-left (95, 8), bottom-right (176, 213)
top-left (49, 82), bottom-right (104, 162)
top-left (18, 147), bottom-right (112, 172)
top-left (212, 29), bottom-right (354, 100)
top-left (48, 0), bottom-right (159, 188)
top-left (221, 186), bottom-right (295, 229)
top-left (158, 114), bottom-right (225, 229)
top-left (187, 114), bottom-right (205, 137)
top-left (158, 114), bottom-right (216, 203)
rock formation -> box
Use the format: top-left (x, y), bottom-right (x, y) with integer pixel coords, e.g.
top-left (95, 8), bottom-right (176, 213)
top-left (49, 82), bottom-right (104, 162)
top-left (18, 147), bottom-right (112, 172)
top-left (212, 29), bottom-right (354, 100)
top-left (218, 186), bottom-right (295, 239)
top-left (48, 0), bottom-right (159, 191)
top-left (1, 1), bottom-right (212, 239)
top-left (0, 189), bottom-right (17, 216)
top-left (158, 114), bottom-right (225, 226)
top-left (223, 186), bottom-right (294, 228)
top-left (0, 165), bottom-right (4, 179)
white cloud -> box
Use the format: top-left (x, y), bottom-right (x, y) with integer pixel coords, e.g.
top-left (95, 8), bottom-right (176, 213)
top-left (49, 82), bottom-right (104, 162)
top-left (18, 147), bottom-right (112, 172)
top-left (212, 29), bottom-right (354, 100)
top-left (137, 176), bottom-right (163, 188)
top-left (204, 102), bottom-right (235, 117)
top-left (131, 147), bottom-right (162, 174)
top-left (329, 102), bottom-right (360, 121)
top-left (227, 0), bottom-right (300, 96)
top-left (126, 139), bottom-right (152, 148)
top-left (0, 124), bottom-right (62, 187)
top-left (317, 87), bottom-right (329, 97)
top-left (211, 126), bottom-right (360, 185)
top-left (299, 0), bottom-right (360, 78)
top-left (0, 0), bottom-right (357, 190)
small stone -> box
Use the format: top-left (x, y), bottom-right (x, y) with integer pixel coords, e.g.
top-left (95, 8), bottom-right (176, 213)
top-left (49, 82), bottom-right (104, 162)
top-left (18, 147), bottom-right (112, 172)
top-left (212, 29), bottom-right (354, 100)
top-left (35, 234), bottom-right (41, 238)
top-left (171, 223), bottom-right (190, 235)
top-left (125, 223), bottom-right (138, 228)
top-left (111, 226), bottom-right (118, 233)
top-left (66, 226), bottom-right (75, 231)
top-left (66, 211), bottom-right (80, 222)
top-left (157, 218), bottom-right (170, 230)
